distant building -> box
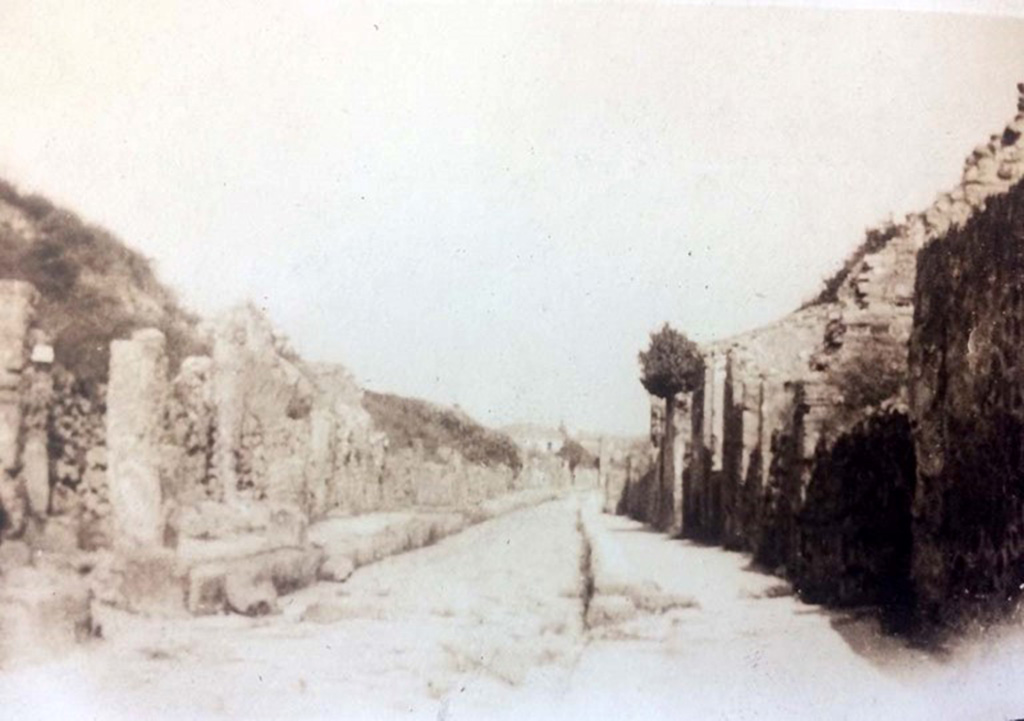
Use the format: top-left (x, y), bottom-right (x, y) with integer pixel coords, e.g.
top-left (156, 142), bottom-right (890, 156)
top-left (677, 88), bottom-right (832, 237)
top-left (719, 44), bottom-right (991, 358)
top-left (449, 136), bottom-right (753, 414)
top-left (502, 424), bottom-right (565, 455)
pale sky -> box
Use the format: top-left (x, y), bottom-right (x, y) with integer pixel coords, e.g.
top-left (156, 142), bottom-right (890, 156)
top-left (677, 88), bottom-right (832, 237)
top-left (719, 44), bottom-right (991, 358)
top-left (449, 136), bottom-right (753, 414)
top-left (1, 1), bottom-right (1023, 435)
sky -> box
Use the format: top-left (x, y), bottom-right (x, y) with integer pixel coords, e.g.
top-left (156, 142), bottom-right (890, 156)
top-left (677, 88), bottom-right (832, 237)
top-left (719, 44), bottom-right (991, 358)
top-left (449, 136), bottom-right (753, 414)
top-left (1, 1), bottom-right (1023, 436)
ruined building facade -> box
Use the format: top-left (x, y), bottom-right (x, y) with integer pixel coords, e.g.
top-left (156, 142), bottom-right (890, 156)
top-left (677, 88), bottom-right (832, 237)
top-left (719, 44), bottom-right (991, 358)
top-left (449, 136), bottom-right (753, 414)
top-left (621, 89), bottom-right (1024, 630)
top-left (0, 292), bottom-right (570, 623)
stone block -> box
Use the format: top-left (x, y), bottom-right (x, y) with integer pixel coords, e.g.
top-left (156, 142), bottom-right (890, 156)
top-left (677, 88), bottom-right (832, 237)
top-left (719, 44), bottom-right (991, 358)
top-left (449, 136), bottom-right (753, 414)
top-left (0, 403), bottom-right (21, 476)
top-left (319, 554), bottom-right (355, 582)
top-left (186, 563), bottom-right (227, 615)
top-left (177, 534), bottom-right (278, 566)
top-left (29, 344), bottom-right (53, 364)
top-left (116, 548), bottom-right (185, 616)
top-left (0, 565), bottom-right (92, 666)
top-left (22, 434), bottom-right (50, 517)
top-left (224, 573), bottom-right (278, 617)
top-left (185, 546), bottom-right (324, 616)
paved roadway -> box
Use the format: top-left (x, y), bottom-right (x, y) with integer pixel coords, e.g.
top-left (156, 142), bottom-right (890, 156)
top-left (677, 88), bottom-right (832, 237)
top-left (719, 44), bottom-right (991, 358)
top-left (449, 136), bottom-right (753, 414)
top-left (3, 494), bottom-right (1024, 720)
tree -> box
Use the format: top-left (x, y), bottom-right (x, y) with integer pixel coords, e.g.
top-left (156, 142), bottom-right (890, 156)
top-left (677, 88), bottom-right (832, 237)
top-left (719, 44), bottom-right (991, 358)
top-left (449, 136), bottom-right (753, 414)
top-left (638, 323), bottom-right (704, 531)
top-left (557, 438), bottom-right (597, 485)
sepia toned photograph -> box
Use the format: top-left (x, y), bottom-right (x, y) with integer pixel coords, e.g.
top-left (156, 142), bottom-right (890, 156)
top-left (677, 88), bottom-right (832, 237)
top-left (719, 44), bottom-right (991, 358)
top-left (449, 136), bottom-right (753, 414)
top-left (2, 1), bottom-right (1024, 718)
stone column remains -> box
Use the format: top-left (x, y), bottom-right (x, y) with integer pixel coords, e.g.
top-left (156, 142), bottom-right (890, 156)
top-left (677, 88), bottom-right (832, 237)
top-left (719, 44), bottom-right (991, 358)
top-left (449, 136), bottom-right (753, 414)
top-left (671, 405), bottom-right (686, 533)
top-left (711, 353), bottom-right (728, 472)
top-left (211, 314), bottom-right (247, 501)
top-left (107, 328), bottom-right (169, 547)
top-left (22, 340), bottom-right (54, 517)
top-left (0, 281), bottom-right (37, 537)
top-left (740, 378), bottom-right (762, 483)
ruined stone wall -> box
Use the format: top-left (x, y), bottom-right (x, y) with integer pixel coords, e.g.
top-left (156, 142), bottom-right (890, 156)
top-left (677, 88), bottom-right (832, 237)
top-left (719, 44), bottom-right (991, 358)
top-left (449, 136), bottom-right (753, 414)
top-left (796, 407), bottom-right (916, 624)
top-left (162, 305), bottom-right (388, 521)
top-left (681, 307), bottom-right (830, 554)
top-left (612, 89), bottom-right (1024, 627)
top-left (620, 395), bottom-right (685, 531)
top-left (0, 279), bottom-right (112, 554)
top-left (781, 99), bottom-right (1024, 610)
top-left (98, 304), bottom-right (568, 560)
top-left (47, 367), bottom-right (108, 550)
top-left (209, 306), bottom-right (323, 508)
top-left (368, 447), bottom-right (521, 511)
top-left (910, 175), bottom-right (1024, 627)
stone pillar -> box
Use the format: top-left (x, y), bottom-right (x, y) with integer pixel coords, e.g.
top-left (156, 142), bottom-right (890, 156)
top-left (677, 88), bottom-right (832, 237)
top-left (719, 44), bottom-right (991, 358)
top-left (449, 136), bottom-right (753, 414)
top-left (671, 400), bottom-right (687, 534)
top-left (212, 319), bottom-right (245, 501)
top-left (598, 437), bottom-right (611, 511)
top-left (711, 353), bottom-right (727, 472)
top-left (740, 378), bottom-right (762, 483)
top-left (760, 374), bottom-right (781, 487)
top-left (690, 362), bottom-right (714, 534)
top-left (22, 344), bottom-right (54, 518)
top-left (701, 359), bottom-right (714, 454)
top-left (107, 329), bottom-right (169, 548)
top-left (306, 407), bottom-right (334, 518)
top-left (0, 281), bottom-right (37, 537)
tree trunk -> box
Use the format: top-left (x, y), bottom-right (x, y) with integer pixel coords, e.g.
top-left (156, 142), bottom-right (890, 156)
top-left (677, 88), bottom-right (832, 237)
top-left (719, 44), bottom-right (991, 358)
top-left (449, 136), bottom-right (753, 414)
top-left (660, 394), bottom-right (676, 532)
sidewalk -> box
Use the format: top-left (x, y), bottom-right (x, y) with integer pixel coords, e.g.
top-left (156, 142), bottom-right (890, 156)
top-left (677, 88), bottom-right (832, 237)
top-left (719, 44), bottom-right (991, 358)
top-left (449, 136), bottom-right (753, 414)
top-left (571, 504), bottom-right (1024, 721)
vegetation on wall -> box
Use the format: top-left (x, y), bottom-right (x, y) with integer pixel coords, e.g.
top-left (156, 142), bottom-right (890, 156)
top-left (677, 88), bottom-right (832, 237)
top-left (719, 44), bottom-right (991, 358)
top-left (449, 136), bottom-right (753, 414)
top-left (827, 341), bottom-right (907, 420)
top-left (797, 409), bottom-right (917, 631)
top-left (0, 179), bottom-right (206, 387)
top-left (801, 221), bottom-right (902, 309)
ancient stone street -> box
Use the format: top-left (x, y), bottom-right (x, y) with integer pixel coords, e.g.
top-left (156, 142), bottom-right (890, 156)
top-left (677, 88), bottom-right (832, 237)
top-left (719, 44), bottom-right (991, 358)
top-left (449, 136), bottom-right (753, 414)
top-left (5, 493), bottom-right (1024, 720)
top-left (4, 9), bottom-right (1024, 719)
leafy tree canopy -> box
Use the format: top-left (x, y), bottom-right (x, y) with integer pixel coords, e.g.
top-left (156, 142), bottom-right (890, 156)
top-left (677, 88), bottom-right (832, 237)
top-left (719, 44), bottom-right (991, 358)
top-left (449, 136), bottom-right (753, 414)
top-left (638, 323), bottom-right (704, 399)
top-left (556, 438), bottom-right (597, 472)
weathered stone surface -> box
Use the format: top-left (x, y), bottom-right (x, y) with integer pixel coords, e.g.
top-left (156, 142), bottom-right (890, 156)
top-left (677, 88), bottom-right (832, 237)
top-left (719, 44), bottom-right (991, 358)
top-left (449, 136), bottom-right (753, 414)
top-left (204, 306), bottom-right (388, 520)
top-left (210, 306), bottom-right (317, 505)
top-left (794, 409), bottom-right (916, 622)
top-left (910, 175), bottom-right (1024, 628)
top-left (318, 554), bottom-right (356, 582)
top-left (165, 354), bottom-right (215, 504)
top-left (224, 573), bottom-right (278, 616)
top-left (113, 549), bottom-right (186, 616)
top-left (184, 546), bottom-right (324, 616)
top-left (22, 435), bottom-right (50, 517)
top-left (34, 516), bottom-right (79, 553)
top-left (0, 281), bottom-right (36, 539)
top-left (0, 539), bottom-right (31, 567)
top-left (618, 86), bottom-right (1024, 630)
top-left (186, 563), bottom-right (228, 615)
top-left (260, 545), bottom-right (324, 593)
top-left (106, 329), bottom-right (169, 548)
top-left (46, 366), bottom-right (109, 539)
top-left (0, 565), bottom-right (92, 666)
top-left (175, 500), bottom-right (306, 546)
